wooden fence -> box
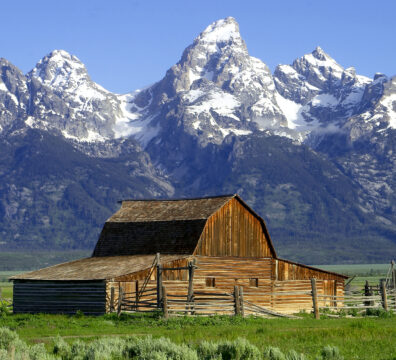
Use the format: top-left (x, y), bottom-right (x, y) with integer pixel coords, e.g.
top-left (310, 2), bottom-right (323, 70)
top-left (313, 279), bottom-right (396, 318)
top-left (112, 277), bottom-right (396, 319)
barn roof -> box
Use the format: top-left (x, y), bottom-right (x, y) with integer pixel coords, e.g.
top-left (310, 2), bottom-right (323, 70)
top-left (110, 195), bottom-right (235, 222)
top-left (92, 194), bottom-right (245, 257)
top-left (10, 255), bottom-right (186, 281)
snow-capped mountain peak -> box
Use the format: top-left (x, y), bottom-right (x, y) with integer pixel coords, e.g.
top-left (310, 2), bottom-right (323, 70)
top-left (196, 17), bottom-right (244, 50)
top-left (29, 50), bottom-right (92, 92)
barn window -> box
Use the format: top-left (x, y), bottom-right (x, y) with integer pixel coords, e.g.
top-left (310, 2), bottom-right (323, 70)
top-left (249, 278), bottom-right (259, 287)
top-left (206, 277), bottom-right (215, 287)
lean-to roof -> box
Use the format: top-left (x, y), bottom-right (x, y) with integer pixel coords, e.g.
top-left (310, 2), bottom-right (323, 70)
top-left (10, 255), bottom-right (187, 281)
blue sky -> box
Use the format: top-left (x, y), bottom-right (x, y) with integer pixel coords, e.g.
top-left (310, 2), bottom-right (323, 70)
top-left (2, 0), bottom-right (395, 93)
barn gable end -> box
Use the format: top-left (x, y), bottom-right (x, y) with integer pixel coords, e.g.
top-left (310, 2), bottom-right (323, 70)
top-left (195, 196), bottom-right (276, 258)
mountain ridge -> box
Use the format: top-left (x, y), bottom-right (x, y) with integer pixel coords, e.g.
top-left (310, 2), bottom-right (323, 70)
top-left (0, 17), bottom-right (395, 263)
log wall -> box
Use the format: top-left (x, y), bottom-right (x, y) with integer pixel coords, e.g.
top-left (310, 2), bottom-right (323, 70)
top-left (106, 256), bottom-right (345, 314)
top-left (195, 198), bottom-right (274, 257)
top-left (13, 280), bottom-right (106, 315)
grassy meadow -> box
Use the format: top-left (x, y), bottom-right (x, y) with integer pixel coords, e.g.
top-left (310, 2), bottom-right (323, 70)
top-left (0, 313), bottom-right (396, 359)
top-left (1, 263), bottom-right (395, 359)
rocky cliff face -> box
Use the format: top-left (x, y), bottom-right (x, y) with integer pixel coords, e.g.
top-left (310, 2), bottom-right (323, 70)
top-left (0, 17), bottom-right (395, 263)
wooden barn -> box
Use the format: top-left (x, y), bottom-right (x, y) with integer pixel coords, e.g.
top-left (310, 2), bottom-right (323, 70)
top-left (11, 194), bottom-right (347, 315)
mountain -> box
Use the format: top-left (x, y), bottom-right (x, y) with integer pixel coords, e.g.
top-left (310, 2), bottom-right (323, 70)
top-left (0, 17), bottom-right (395, 263)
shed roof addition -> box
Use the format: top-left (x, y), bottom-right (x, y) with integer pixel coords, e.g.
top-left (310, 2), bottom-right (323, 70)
top-left (11, 255), bottom-right (186, 281)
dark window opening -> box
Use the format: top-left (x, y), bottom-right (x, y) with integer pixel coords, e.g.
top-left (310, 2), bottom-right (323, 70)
top-left (206, 277), bottom-right (216, 287)
top-left (249, 278), bottom-right (259, 287)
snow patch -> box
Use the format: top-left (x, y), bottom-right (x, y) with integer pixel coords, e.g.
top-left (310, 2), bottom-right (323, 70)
top-left (0, 82), bottom-right (8, 92)
top-left (275, 93), bottom-right (303, 129)
top-left (199, 17), bottom-right (241, 44)
top-left (311, 93), bottom-right (339, 107)
top-left (219, 128), bottom-right (252, 137)
top-left (187, 90), bottom-right (240, 118)
top-left (380, 93), bottom-right (396, 129)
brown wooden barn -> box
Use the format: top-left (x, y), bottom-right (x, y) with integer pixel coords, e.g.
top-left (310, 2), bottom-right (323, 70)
top-left (11, 194), bottom-right (347, 315)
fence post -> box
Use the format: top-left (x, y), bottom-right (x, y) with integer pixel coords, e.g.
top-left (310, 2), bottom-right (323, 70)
top-left (187, 261), bottom-right (195, 302)
top-left (391, 260), bottom-right (396, 290)
top-left (135, 280), bottom-right (139, 311)
top-left (187, 261), bottom-right (195, 315)
top-left (110, 287), bottom-right (115, 312)
top-left (239, 286), bottom-right (245, 317)
top-left (234, 285), bottom-right (240, 315)
top-left (364, 281), bottom-right (370, 307)
top-left (381, 280), bottom-right (388, 311)
top-left (162, 285), bottom-right (168, 319)
top-left (311, 278), bottom-right (319, 319)
top-left (156, 253), bottom-right (162, 308)
top-left (332, 280), bottom-right (338, 308)
top-left (117, 286), bottom-right (124, 317)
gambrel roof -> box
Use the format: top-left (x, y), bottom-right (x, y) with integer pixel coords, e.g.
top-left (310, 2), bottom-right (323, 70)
top-left (92, 194), bottom-right (276, 257)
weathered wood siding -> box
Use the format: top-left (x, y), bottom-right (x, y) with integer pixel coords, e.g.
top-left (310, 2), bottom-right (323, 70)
top-left (105, 256), bottom-right (345, 314)
top-left (195, 198), bottom-right (274, 257)
top-left (13, 280), bottom-right (106, 315)
top-left (273, 259), bottom-right (346, 282)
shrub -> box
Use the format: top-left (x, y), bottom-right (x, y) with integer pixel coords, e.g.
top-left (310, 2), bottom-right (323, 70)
top-left (317, 346), bottom-right (343, 360)
top-left (0, 301), bottom-right (10, 317)
top-left (124, 336), bottom-right (198, 360)
top-left (263, 347), bottom-right (286, 360)
top-left (286, 350), bottom-right (306, 360)
top-left (197, 338), bottom-right (261, 360)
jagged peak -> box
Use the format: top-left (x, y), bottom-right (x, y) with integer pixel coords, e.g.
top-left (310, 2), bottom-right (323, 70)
top-left (195, 17), bottom-right (243, 46)
top-left (293, 46), bottom-right (344, 78)
top-left (36, 50), bottom-right (85, 70)
top-left (312, 46), bottom-right (328, 61)
top-left (29, 49), bottom-right (90, 90)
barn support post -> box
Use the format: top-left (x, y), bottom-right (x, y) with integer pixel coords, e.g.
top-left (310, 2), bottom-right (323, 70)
top-left (162, 286), bottom-right (168, 319)
top-left (110, 287), bottom-right (115, 312)
top-left (239, 286), bottom-right (245, 317)
top-left (117, 286), bottom-right (124, 317)
top-left (381, 280), bottom-right (388, 311)
top-left (311, 278), bottom-right (319, 319)
top-left (234, 285), bottom-right (240, 315)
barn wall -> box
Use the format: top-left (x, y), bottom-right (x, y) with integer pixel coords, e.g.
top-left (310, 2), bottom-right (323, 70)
top-left (107, 257), bottom-right (192, 311)
top-left (274, 259), bottom-right (346, 282)
top-left (105, 256), bottom-right (345, 314)
top-left (13, 280), bottom-right (106, 315)
top-left (195, 198), bottom-right (273, 257)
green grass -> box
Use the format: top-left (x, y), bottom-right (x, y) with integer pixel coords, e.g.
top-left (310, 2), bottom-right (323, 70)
top-left (311, 263), bottom-right (391, 277)
top-left (0, 313), bottom-right (395, 359)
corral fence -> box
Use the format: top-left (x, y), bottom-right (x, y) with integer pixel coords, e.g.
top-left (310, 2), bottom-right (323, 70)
top-left (314, 278), bottom-right (396, 318)
top-left (112, 276), bottom-right (395, 319)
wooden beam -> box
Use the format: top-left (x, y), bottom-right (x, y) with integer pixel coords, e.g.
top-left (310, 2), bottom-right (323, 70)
top-left (110, 287), bottom-right (115, 312)
top-left (381, 280), bottom-right (388, 311)
top-left (311, 278), bottom-right (319, 319)
top-left (117, 286), bottom-right (123, 317)
top-left (234, 285), bottom-right (240, 315)
top-left (162, 286), bottom-right (168, 319)
top-left (239, 286), bottom-right (244, 317)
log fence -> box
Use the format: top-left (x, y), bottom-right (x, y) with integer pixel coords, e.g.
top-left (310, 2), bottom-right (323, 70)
top-left (314, 279), bottom-right (396, 318)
